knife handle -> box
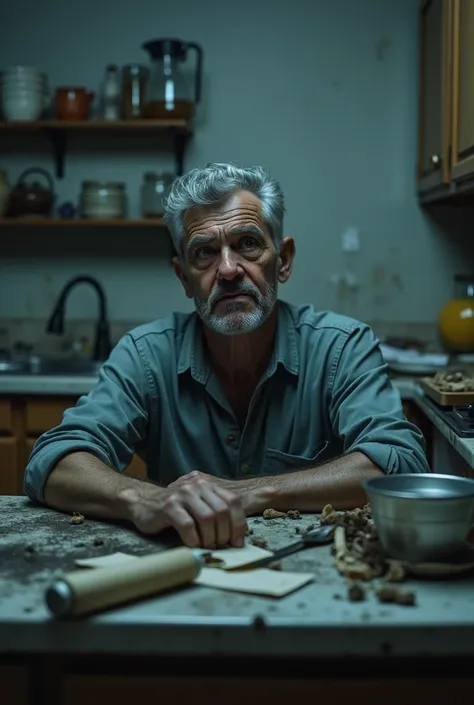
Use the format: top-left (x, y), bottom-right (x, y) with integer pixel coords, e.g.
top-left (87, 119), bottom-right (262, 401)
top-left (46, 547), bottom-right (202, 618)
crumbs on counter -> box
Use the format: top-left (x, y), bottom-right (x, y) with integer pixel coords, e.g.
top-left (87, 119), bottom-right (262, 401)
top-left (262, 508), bottom-right (301, 520)
top-left (268, 561), bottom-right (282, 570)
top-left (376, 585), bottom-right (416, 606)
top-left (250, 537), bottom-right (268, 549)
top-left (70, 512), bottom-right (85, 525)
top-left (347, 583), bottom-right (366, 602)
top-left (326, 504), bottom-right (418, 605)
top-left (263, 508), bottom-right (287, 519)
top-left (287, 510), bottom-right (301, 519)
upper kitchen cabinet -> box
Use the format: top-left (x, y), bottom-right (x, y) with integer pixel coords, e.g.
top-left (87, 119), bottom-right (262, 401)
top-left (418, 0), bottom-right (474, 201)
top-left (417, 0), bottom-right (452, 197)
top-left (450, 0), bottom-right (474, 185)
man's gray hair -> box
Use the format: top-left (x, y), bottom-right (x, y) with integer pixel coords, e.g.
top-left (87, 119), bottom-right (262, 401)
top-left (163, 162), bottom-right (285, 256)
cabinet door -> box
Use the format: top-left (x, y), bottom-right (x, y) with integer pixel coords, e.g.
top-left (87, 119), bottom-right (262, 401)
top-left (0, 666), bottom-right (29, 705)
top-left (125, 453), bottom-right (147, 479)
top-left (418, 0), bottom-right (452, 192)
top-left (25, 397), bottom-right (78, 434)
top-left (0, 437), bottom-right (20, 494)
top-left (451, 0), bottom-right (474, 182)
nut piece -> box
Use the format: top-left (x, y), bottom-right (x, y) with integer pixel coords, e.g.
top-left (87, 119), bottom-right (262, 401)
top-left (263, 508), bottom-right (287, 519)
top-left (70, 511), bottom-right (85, 525)
top-left (385, 561), bottom-right (406, 583)
top-left (250, 537), bottom-right (268, 549)
top-left (287, 509), bottom-right (301, 519)
top-left (347, 583), bottom-right (366, 602)
top-left (376, 586), bottom-right (416, 606)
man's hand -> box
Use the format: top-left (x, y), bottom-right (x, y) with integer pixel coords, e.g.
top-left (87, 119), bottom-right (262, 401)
top-left (119, 473), bottom-right (246, 549)
top-left (168, 470), bottom-right (273, 515)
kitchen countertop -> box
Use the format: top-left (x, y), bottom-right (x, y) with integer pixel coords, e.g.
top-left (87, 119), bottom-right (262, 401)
top-left (1, 497), bottom-right (474, 659)
top-left (0, 372), bottom-right (419, 398)
top-left (3, 373), bottom-right (473, 470)
top-left (0, 373), bottom-right (98, 396)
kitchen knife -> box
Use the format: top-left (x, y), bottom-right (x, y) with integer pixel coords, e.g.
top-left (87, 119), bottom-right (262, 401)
top-left (233, 524), bottom-right (335, 570)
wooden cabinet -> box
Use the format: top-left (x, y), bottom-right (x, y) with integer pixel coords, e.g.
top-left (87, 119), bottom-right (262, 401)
top-left (450, 0), bottom-right (474, 183)
top-left (0, 395), bottom-right (146, 495)
top-left (418, 0), bottom-right (474, 199)
top-left (0, 666), bottom-right (29, 705)
top-left (402, 400), bottom-right (433, 467)
top-left (418, 0), bottom-right (451, 193)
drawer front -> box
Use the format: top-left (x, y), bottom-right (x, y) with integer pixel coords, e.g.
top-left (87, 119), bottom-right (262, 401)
top-left (0, 399), bottom-right (12, 432)
top-left (25, 397), bottom-right (78, 434)
top-left (0, 666), bottom-right (29, 704)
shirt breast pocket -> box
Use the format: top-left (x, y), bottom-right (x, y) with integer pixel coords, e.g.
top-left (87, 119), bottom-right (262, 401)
top-left (263, 441), bottom-right (329, 475)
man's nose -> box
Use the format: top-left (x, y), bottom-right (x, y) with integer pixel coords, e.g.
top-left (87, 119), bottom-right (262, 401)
top-left (216, 247), bottom-right (243, 281)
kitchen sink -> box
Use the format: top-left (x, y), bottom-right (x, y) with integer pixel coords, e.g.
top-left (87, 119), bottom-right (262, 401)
top-left (0, 356), bottom-right (103, 377)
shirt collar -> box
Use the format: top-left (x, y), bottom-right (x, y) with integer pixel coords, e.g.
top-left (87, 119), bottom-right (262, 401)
top-left (177, 300), bottom-right (299, 383)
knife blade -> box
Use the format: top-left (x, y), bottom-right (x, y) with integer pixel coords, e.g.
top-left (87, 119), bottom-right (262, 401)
top-left (236, 523), bottom-right (335, 570)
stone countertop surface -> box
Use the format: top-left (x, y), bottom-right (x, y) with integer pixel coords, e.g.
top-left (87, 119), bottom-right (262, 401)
top-left (1, 497), bottom-right (474, 658)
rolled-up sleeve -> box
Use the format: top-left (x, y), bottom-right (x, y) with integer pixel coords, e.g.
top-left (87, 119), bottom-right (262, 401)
top-left (24, 334), bottom-right (150, 504)
top-left (328, 324), bottom-right (430, 475)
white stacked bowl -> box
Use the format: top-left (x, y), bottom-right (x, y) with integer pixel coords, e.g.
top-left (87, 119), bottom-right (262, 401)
top-left (1, 66), bottom-right (49, 121)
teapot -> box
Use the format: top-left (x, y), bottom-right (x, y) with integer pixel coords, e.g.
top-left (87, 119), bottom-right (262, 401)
top-left (7, 167), bottom-right (55, 217)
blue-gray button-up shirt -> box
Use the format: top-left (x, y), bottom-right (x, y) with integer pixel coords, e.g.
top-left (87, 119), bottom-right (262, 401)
top-left (24, 301), bottom-right (429, 503)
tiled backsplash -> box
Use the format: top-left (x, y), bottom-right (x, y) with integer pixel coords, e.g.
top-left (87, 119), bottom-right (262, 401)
top-left (0, 317), bottom-right (440, 357)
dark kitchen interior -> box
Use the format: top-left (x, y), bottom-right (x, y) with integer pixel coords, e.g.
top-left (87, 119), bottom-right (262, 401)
top-left (1, 0), bottom-right (474, 702)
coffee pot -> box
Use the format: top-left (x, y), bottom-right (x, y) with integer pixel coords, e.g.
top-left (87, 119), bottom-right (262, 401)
top-left (142, 38), bottom-right (203, 120)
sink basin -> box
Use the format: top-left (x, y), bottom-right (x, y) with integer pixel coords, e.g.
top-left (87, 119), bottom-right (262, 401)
top-left (0, 356), bottom-right (103, 377)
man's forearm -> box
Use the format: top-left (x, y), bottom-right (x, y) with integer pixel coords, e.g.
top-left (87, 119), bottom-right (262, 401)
top-left (228, 452), bottom-right (383, 514)
top-left (44, 451), bottom-right (147, 521)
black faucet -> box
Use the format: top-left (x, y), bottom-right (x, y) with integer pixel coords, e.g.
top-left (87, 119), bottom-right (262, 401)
top-left (46, 275), bottom-right (112, 361)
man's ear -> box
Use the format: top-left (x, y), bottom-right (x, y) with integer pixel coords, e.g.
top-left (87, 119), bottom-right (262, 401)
top-left (172, 256), bottom-right (193, 299)
top-left (277, 237), bottom-right (295, 283)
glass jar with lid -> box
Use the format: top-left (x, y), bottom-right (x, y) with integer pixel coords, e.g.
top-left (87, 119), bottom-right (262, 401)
top-left (121, 64), bottom-right (149, 119)
top-left (80, 181), bottom-right (127, 219)
top-left (438, 274), bottom-right (474, 352)
top-left (141, 172), bottom-right (174, 218)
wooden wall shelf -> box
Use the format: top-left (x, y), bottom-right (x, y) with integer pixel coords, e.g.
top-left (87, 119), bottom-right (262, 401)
top-left (0, 119), bottom-right (192, 179)
top-left (0, 218), bottom-right (167, 228)
top-left (0, 119), bottom-right (190, 131)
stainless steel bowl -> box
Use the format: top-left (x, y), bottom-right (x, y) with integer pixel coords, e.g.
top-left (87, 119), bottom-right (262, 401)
top-left (363, 474), bottom-right (474, 563)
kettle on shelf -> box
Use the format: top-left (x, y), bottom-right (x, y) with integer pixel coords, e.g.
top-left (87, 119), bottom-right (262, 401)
top-left (7, 167), bottom-right (55, 218)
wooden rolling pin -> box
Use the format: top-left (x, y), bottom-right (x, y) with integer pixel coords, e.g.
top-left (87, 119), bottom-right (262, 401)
top-left (45, 547), bottom-right (203, 618)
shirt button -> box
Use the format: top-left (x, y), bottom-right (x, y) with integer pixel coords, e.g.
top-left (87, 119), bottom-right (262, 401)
top-left (241, 462), bottom-right (249, 474)
top-left (227, 433), bottom-right (235, 443)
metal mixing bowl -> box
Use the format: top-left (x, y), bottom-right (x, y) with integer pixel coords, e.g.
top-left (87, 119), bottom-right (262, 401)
top-left (363, 474), bottom-right (474, 564)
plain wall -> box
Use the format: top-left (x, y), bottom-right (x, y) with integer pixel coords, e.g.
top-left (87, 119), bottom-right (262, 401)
top-left (0, 0), bottom-right (472, 326)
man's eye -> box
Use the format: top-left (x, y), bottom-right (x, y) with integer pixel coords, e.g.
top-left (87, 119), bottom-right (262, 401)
top-left (239, 237), bottom-right (259, 249)
top-left (195, 247), bottom-right (214, 259)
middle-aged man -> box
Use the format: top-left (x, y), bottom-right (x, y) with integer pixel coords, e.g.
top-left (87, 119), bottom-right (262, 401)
top-left (24, 163), bottom-right (429, 549)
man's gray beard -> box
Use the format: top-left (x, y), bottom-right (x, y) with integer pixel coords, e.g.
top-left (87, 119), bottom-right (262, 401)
top-left (194, 279), bottom-right (278, 335)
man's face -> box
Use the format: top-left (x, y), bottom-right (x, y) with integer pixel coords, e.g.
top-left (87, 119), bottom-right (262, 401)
top-left (174, 190), bottom-right (294, 335)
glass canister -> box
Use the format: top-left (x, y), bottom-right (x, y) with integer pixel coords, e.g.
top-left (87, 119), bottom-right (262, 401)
top-left (141, 172), bottom-right (174, 218)
top-left (438, 274), bottom-right (474, 352)
top-left (121, 64), bottom-right (149, 119)
top-left (80, 181), bottom-right (127, 219)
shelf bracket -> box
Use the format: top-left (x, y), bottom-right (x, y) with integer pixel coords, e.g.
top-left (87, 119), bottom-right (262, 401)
top-left (43, 128), bottom-right (67, 179)
top-left (172, 129), bottom-right (190, 176)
